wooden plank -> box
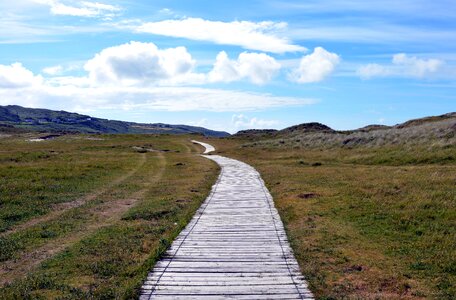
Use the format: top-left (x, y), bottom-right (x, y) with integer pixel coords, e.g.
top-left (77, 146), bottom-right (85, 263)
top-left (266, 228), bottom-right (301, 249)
top-left (147, 295), bottom-right (313, 298)
top-left (140, 141), bottom-right (313, 299)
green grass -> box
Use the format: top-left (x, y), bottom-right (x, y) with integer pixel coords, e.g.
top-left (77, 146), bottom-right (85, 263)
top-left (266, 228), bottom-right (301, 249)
top-left (209, 138), bottom-right (456, 299)
top-left (0, 134), bottom-right (219, 298)
top-left (0, 135), bottom-right (144, 233)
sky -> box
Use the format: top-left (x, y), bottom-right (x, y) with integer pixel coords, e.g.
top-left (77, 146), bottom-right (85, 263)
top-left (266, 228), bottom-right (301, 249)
top-left (0, 0), bottom-right (455, 133)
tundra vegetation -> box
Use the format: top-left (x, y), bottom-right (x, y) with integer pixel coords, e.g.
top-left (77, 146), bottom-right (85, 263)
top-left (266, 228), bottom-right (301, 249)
top-left (0, 112), bottom-right (454, 299)
top-left (208, 114), bottom-right (455, 299)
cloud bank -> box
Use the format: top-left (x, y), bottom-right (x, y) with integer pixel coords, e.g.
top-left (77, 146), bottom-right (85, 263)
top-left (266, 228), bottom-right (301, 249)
top-left (0, 41), bottom-right (331, 114)
top-left (0, 63), bottom-right (316, 112)
top-left (358, 53), bottom-right (443, 79)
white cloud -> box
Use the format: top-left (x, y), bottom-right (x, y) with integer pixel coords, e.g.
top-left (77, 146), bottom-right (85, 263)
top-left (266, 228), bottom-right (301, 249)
top-left (290, 47), bottom-right (340, 83)
top-left (208, 52), bottom-right (239, 83)
top-left (0, 63), bottom-right (43, 88)
top-left (393, 53), bottom-right (443, 77)
top-left (84, 41), bottom-right (199, 86)
top-left (208, 51), bottom-right (281, 85)
top-left (84, 42), bottom-right (281, 86)
top-left (232, 114), bottom-right (279, 130)
top-left (42, 65), bottom-right (63, 75)
top-left (135, 18), bottom-right (306, 53)
top-left (0, 63), bottom-right (317, 112)
top-left (33, 0), bottom-right (120, 18)
top-left (358, 53), bottom-right (444, 79)
top-left (0, 43), bottom-right (319, 114)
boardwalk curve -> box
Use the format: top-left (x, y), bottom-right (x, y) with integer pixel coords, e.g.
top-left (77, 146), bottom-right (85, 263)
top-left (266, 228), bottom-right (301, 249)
top-left (140, 140), bottom-right (313, 299)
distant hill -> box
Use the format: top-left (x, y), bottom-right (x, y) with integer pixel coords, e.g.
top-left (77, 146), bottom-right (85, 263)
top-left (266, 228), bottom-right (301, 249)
top-left (355, 124), bottom-right (391, 132)
top-left (278, 122), bottom-right (334, 135)
top-left (395, 112), bottom-right (456, 129)
top-left (0, 105), bottom-right (230, 137)
top-left (235, 112), bottom-right (456, 148)
top-left (233, 123), bottom-right (333, 138)
top-left (233, 129), bottom-right (278, 138)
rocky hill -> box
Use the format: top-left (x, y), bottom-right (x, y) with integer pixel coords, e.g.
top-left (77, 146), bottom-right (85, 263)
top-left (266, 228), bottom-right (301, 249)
top-left (0, 105), bottom-right (230, 137)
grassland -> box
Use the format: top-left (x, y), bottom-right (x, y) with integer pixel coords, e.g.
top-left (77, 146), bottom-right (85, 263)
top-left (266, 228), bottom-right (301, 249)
top-left (207, 135), bottom-right (455, 300)
top-left (0, 116), bottom-right (454, 300)
top-left (0, 133), bottom-right (219, 298)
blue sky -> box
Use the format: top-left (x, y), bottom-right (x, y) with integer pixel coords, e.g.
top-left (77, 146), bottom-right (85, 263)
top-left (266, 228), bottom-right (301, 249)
top-left (0, 0), bottom-right (455, 132)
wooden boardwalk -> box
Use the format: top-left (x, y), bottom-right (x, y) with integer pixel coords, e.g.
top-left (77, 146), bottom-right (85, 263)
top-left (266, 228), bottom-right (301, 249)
top-left (140, 141), bottom-right (313, 299)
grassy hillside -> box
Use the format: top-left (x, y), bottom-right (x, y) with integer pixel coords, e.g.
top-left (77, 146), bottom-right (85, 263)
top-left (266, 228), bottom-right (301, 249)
top-left (0, 133), bottom-right (219, 298)
top-left (207, 114), bottom-right (456, 299)
top-left (0, 105), bottom-right (230, 137)
top-left (238, 113), bottom-right (455, 153)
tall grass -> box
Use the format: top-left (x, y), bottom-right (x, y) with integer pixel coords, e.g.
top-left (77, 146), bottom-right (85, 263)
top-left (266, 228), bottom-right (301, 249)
top-left (247, 118), bottom-right (455, 149)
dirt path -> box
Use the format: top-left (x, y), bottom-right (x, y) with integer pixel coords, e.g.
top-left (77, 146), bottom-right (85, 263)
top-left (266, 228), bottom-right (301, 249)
top-left (0, 152), bottom-right (166, 286)
top-left (1, 153), bottom-right (148, 238)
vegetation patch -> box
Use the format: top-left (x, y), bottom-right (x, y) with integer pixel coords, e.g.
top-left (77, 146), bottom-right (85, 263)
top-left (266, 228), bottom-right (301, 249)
top-left (0, 134), bottom-right (219, 298)
top-left (208, 130), bottom-right (455, 299)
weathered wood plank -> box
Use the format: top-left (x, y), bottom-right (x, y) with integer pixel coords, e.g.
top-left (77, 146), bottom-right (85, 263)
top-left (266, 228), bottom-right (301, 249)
top-left (140, 141), bottom-right (313, 299)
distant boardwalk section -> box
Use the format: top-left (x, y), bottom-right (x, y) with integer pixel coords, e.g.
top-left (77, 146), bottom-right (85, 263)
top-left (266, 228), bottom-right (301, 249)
top-left (140, 141), bottom-right (313, 299)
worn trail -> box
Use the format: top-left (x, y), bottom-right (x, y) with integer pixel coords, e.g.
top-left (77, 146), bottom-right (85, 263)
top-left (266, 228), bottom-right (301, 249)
top-left (1, 153), bottom-right (148, 238)
top-left (141, 141), bottom-right (313, 299)
top-left (0, 152), bottom-right (166, 286)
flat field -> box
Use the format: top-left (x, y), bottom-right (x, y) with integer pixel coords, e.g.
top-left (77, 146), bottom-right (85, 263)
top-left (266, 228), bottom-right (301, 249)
top-left (0, 134), bottom-right (219, 298)
top-left (207, 137), bottom-right (456, 300)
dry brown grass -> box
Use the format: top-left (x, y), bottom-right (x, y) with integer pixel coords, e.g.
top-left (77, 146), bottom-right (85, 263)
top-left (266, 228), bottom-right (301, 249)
top-left (245, 118), bottom-right (455, 150)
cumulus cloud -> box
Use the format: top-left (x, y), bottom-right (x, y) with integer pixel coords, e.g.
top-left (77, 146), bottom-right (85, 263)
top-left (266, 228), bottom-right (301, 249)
top-left (84, 41), bottom-right (199, 85)
top-left (33, 0), bottom-right (121, 18)
top-left (290, 47), bottom-right (340, 83)
top-left (0, 63), bottom-right (43, 88)
top-left (135, 18), bottom-right (305, 53)
top-left (84, 43), bottom-right (281, 86)
top-left (358, 53), bottom-right (443, 79)
top-left (232, 114), bottom-right (279, 130)
top-left (208, 51), bottom-right (281, 85)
